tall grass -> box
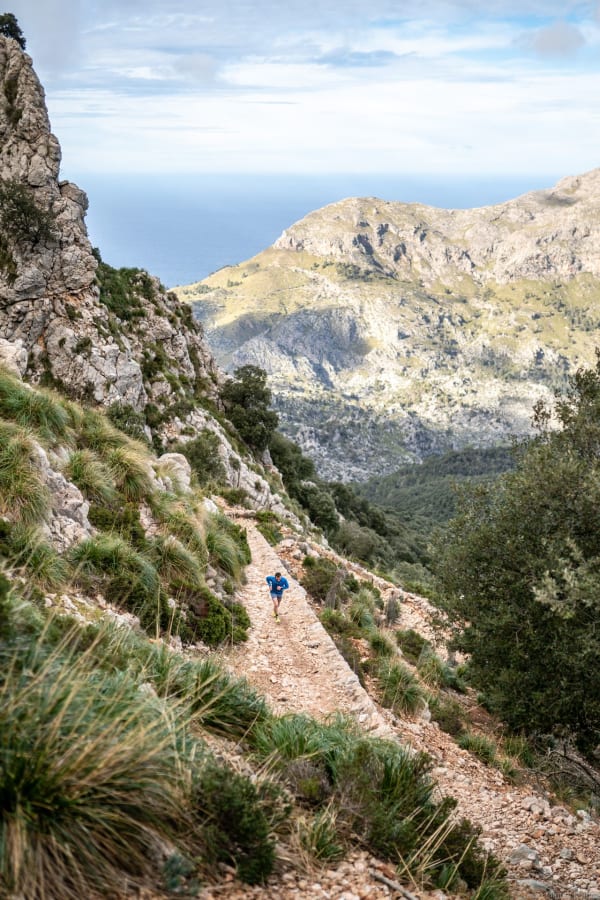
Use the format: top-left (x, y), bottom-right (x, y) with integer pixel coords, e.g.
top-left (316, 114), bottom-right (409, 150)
top-left (376, 660), bottom-right (426, 715)
top-left (0, 367), bottom-right (71, 444)
top-left (0, 632), bottom-right (188, 899)
top-left (0, 423), bottom-right (50, 525)
top-left (0, 522), bottom-right (69, 590)
top-left (106, 445), bottom-right (154, 502)
top-left (148, 533), bottom-right (204, 586)
top-left (63, 448), bottom-right (117, 504)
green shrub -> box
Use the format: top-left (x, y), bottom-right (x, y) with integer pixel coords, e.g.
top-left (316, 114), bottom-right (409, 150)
top-left (301, 555), bottom-right (338, 602)
top-left (193, 760), bottom-right (285, 884)
top-left (177, 430), bottom-right (226, 485)
top-left (417, 650), bottom-right (463, 689)
top-left (107, 402), bottom-right (150, 444)
top-left (298, 806), bottom-right (345, 862)
top-left (376, 661), bottom-right (425, 715)
top-left (87, 502), bottom-right (148, 550)
top-left (0, 423), bottom-right (50, 524)
top-left (142, 650), bottom-right (268, 739)
top-left (395, 628), bottom-right (431, 664)
top-left (0, 179), bottom-right (56, 283)
top-left (429, 696), bottom-right (466, 737)
top-left (94, 257), bottom-right (153, 321)
top-left (0, 521), bottom-right (68, 592)
top-left (106, 445), bottom-right (154, 502)
top-left (206, 515), bottom-right (250, 577)
top-left (320, 607), bottom-right (359, 636)
top-left (255, 509), bottom-right (283, 545)
top-left (149, 533), bottom-right (204, 586)
top-left (502, 734), bottom-right (536, 768)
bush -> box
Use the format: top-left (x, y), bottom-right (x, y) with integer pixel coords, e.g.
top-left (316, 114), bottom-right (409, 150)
top-left (206, 515), bottom-right (250, 578)
top-left (64, 449), bottom-right (117, 504)
top-left (429, 696), bottom-right (466, 737)
top-left (193, 760), bottom-right (285, 884)
top-left (301, 555), bottom-right (338, 602)
top-left (0, 13), bottom-right (26, 48)
top-left (220, 365), bottom-right (278, 453)
top-left (255, 509), bottom-right (283, 545)
top-left (395, 628), bottom-right (430, 664)
top-left (177, 430), bottom-right (226, 485)
top-left (298, 806), bottom-right (345, 862)
top-left (107, 402), bottom-right (149, 444)
top-left (367, 629), bottom-right (395, 657)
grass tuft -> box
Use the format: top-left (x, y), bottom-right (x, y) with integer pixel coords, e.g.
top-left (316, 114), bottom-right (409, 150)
top-left (0, 423), bottom-right (50, 525)
top-left (63, 448), bottom-right (117, 504)
top-left (376, 660), bottom-right (425, 715)
top-left (0, 367), bottom-right (71, 443)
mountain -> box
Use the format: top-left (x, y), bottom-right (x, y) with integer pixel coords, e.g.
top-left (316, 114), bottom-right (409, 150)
top-left (176, 170), bottom-right (600, 481)
top-left (1, 30), bottom-right (599, 900)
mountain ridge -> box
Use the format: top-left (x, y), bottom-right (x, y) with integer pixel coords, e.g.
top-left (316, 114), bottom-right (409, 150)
top-left (177, 168), bottom-right (600, 480)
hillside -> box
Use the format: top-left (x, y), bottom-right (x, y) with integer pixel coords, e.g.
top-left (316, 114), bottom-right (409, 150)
top-left (1, 27), bottom-right (599, 900)
top-left (176, 171), bottom-right (600, 481)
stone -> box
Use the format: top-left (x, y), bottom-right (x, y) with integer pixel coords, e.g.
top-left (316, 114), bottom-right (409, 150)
top-left (0, 338), bottom-right (27, 376)
top-left (158, 453), bottom-right (192, 491)
top-left (516, 880), bottom-right (556, 896)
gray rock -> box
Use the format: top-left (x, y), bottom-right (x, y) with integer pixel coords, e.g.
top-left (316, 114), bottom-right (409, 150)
top-left (0, 338), bottom-right (27, 376)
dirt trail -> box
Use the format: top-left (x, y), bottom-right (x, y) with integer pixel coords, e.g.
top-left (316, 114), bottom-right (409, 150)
top-left (222, 522), bottom-right (600, 900)
top-left (227, 523), bottom-right (387, 732)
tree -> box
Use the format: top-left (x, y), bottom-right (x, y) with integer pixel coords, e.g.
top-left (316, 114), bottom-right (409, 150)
top-left (434, 357), bottom-right (600, 753)
top-left (220, 365), bottom-right (279, 453)
top-left (0, 13), bottom-right (26, 49)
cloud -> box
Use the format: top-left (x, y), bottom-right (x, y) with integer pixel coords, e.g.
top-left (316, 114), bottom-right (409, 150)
top-left (530, 21), bottom-right (586, 57)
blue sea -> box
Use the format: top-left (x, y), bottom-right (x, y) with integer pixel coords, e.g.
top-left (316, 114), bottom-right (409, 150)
top-left (71, 173), bottom-right (559, 289)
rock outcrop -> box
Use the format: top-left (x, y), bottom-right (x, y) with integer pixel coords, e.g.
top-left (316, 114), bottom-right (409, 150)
top-left (0, 34), bottom-right (218, 415)
top-left (179, 170), bottom-right (600, 481)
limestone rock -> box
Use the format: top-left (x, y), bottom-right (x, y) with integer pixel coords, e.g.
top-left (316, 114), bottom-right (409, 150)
top-left (179, 169), bottom-right (600, 480)
top-left (0, 35), bottom-right (219, 418)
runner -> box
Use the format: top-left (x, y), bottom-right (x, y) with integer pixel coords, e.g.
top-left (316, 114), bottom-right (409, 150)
top-left (266, 571), bottom-right (289, 621)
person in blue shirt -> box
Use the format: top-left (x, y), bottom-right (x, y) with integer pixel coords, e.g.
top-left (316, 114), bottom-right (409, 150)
top-left (266, 571), bottom-right (289, 621)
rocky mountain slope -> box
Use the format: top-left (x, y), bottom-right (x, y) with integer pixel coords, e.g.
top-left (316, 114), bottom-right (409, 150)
top-left (177, 171), bottom-right (600, 480)
top-left (0, 34), bottom-right (217, 417)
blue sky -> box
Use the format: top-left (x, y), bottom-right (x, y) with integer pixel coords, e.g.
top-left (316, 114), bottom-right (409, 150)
top-left (9, 1), bottom-right (600, 178)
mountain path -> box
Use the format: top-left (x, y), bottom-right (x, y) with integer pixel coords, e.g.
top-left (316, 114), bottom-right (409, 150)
top-left (221, 521), bottom-right (600, 900)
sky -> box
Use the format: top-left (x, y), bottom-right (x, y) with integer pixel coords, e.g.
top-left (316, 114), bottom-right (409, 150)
top-left (7, 0), bottom-right (600, 178)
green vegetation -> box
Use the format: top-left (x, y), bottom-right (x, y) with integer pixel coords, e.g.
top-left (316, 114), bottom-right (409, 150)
top-left (0, 12), bottom-right (25, 47)
top-left (0, 365), bottom-right (251, 647)
top-left (0, 178), bottom-right (56, 283)
top-left (220, 365), bottom-right (279, 453)
top-left (177, 429), bottom-right (226, 485)
top-left (435, 357), bottom-right (600, 754)
top-left (93, 249), bottom-right (154, 320)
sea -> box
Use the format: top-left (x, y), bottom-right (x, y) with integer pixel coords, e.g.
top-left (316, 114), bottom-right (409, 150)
top-left (70, 173), bottom-right (559, 289)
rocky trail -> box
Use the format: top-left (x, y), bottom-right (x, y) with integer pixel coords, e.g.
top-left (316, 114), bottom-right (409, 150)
top-left (214, 520), bottom-right (600, 900)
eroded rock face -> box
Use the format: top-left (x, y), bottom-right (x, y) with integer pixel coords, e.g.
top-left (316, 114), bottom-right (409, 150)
top-left (181, 169), bottom-right (600, 480)
top-left (0, 35), bottom-right (219, 415)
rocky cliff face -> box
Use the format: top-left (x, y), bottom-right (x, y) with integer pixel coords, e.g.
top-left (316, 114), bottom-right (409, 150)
top-left (0, 34), bottom-right (218, 415)
top-left (178, 170), bottom-right (600, 481)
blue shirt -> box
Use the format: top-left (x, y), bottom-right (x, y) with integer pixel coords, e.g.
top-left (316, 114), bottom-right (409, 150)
top-left (266, 575), bottom-right (289, 596)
